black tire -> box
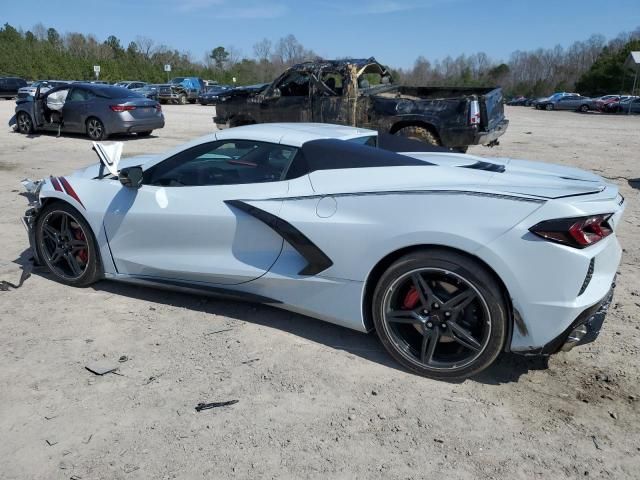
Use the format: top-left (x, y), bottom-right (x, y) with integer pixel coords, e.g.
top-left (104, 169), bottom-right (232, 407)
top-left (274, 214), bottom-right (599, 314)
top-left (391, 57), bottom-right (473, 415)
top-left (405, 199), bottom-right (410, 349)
top-left (178, 94), bottom-right (187, 105)
top-left (137, 131), bottom-right (153, 137)
top-left (35, 202), bottom-right (101, 287)
top-left (86, 117), bottom-right (107, 140)
top-left (453, 146), bottom-right (468, 154)
top-left (17, 111), bottom-right (34, 134)
top-left (545, 103), bottom-right (553, 111)
top-left (372, 249), bottom-right (507, 380)
top-left (396, 125), bottom-right (440, 147)
top-left (579, 104), bottom-right (589, 113)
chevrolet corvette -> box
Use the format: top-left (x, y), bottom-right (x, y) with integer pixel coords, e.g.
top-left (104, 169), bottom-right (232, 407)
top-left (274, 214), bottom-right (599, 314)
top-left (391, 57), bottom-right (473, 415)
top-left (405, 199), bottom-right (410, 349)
top-left (22, 123), bottom-right (624, 379)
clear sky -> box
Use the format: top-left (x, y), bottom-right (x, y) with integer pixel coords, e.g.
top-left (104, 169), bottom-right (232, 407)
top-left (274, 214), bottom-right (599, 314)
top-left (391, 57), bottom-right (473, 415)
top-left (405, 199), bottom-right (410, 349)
top-left (3, 0), bottom-right (640, 68)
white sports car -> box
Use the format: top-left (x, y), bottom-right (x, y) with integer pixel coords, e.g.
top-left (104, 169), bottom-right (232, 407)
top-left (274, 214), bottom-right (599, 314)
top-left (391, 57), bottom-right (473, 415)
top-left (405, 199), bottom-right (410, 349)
top-left (22, 123), bottom-right (624, 380)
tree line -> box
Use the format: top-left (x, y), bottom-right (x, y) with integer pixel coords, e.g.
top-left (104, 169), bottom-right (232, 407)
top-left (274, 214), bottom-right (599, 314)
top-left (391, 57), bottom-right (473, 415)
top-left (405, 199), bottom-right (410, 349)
top-left (1, 22), bottom-right (639, 97)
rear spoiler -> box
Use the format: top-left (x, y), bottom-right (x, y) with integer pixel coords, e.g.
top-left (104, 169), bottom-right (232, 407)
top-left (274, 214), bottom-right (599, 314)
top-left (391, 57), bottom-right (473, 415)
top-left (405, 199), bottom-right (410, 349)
top-left (92, 142), bottom-right (123, 177)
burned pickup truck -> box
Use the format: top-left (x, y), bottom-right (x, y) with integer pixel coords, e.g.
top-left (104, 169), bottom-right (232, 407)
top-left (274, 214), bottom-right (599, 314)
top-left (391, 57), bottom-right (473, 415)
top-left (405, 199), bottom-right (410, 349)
top-left (214, 58), bottom-right (508, 151)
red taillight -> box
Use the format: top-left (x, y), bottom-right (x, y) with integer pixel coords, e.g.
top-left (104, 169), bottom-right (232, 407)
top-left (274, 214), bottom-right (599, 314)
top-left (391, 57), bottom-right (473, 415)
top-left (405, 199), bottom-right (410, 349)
top-left (110, 104), bottom-right (136, 112)
top-left (530, 214), bottom-right (613, 248)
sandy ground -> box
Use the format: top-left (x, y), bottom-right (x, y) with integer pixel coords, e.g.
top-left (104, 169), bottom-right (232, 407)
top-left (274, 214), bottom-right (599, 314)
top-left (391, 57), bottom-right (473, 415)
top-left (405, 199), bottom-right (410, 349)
top-left (0, 103), bottom-right (638, 480)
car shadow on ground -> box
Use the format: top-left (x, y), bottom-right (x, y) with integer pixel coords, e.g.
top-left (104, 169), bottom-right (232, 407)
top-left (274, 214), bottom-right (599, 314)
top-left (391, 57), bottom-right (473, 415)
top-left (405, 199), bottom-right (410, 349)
top-left (12, 250), bottom-right (550, 385)
top-left (10, 129), bottom-right (158, 141)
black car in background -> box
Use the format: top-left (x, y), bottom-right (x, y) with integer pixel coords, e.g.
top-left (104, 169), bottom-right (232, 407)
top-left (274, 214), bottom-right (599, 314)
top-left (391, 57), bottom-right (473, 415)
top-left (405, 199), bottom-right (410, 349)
top-left (0, 77), bottom-right (27, 99)
top-left (197, 85), bottom-right (232, 105)
top-left (132, 84), bottom-right (159, 101)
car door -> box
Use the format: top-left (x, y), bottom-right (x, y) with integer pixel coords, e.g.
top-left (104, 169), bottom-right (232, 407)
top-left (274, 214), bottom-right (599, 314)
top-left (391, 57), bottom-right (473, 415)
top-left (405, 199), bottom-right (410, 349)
top-left (312, 70), bottom-right (354, 126)
top-left (103, 139), bottom-right (300, 285)
top-left (63, 87), bottom-right (92, 132)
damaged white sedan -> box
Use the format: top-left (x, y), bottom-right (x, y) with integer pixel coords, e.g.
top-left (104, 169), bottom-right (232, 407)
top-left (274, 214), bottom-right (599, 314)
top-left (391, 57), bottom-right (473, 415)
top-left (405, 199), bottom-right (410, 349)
top-left (22, 123), bottom-right (624, 380)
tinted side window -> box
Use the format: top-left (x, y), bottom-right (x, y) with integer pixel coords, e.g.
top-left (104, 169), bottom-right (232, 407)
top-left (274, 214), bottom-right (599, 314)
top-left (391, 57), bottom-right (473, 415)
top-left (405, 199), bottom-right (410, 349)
top-left (68, 88), bottom-right (92, 102)
top-left (144, 140), bottom-right (298, 187)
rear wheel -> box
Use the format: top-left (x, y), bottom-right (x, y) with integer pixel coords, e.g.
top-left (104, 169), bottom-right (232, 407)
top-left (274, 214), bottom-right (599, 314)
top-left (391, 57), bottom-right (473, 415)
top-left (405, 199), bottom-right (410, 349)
top-left (86, 117), bottom-right (107, 140)
top-left (579, 104), bottom-right (589, 113)
top-left (373, 250), bottom-right (507, 380)
top-left (396, 125), bottom-right (440, 147)
top-left (35, 202), bottom-right (101, 287)
top-left (17, 112), bottom-right (34, 134)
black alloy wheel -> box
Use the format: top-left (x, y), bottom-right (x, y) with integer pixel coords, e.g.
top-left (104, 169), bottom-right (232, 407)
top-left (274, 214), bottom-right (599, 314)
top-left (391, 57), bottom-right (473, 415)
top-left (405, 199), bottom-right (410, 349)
top-left (373, 250), bottom-right (507, 380)
top-left (36, 203), bottom-right (101, 286)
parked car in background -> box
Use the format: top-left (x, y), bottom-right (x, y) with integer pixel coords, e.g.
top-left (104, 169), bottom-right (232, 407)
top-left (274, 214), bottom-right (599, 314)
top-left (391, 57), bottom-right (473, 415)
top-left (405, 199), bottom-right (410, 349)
top-left (542, 95), bottom-right (592, 112)
top-left (589, 95), bottom-right (617, 110)
top-left (114, 81), bottom-right (147, 90)
top-left (197, 85), bottom-right (231, 105)
top-left (607, 96), bottom-right (640, 113)
top-left (17, 80), bottom-right (70, 99)
top-left (533, 92), bottom-right (579, 110)
top-left (507, 96), bottom-right (531, 106)
top-left (0, 76), bottom-right (27, 99)
top-left (132, 84), bottom-right (159, 101)
top-left (594, 95), bottom-right (621, 111)
top-left (12, 83), bottom-right (164, 140)
top-left (157, 77), bottom-right (205, 104)
top-left (214, 58), bottom-right (508, 152)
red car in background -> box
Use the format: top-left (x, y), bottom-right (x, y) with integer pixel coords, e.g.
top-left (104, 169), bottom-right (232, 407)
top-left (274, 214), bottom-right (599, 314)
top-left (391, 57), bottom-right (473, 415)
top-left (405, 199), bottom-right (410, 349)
top-left (594, 95), bottom-right (620, 111)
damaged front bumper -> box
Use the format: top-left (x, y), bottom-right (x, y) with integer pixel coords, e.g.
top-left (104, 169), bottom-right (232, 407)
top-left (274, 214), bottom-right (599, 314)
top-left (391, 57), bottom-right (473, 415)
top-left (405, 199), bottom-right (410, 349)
top-left (22, 206), bottom-right (42, 265)
top-left (21, 178), bottom-right (44, 265)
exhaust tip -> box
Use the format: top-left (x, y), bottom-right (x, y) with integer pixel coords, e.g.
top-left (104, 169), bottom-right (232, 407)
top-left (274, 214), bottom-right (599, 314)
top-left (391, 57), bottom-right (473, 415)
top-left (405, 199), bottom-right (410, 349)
top-left (561, 324), bottom-right (588, 352)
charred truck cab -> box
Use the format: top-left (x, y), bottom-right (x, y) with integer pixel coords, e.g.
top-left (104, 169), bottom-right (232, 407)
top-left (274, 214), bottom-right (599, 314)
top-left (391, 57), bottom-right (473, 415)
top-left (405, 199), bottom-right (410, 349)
top-left (214, 58), bottom-right (509, 151)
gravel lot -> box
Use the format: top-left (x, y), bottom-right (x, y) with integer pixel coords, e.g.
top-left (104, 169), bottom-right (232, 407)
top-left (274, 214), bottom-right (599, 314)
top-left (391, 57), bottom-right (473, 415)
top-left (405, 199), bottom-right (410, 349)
top-left (1, 103), bottom-right (638, 479)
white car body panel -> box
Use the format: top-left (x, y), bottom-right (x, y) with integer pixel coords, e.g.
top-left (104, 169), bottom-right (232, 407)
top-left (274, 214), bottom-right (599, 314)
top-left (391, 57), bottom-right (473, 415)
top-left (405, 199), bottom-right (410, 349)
top-left (28, 123), bottom-right (624, 354)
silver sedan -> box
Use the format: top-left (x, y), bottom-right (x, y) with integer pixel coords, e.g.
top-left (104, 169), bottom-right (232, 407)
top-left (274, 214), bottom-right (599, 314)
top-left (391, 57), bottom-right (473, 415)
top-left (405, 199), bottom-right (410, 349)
top-left (12, 83), bottom-right (164, 140)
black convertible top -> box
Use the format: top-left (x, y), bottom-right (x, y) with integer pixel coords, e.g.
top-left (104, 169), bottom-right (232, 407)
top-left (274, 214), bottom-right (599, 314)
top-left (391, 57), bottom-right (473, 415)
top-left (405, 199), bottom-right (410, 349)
top-left (287, 138), bottom-right (432, 179)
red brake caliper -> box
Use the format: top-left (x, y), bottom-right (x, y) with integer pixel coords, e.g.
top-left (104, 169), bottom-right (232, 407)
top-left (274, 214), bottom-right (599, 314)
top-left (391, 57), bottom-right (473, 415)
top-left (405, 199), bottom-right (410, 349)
top-left (73, 229), bottom-right (88, 263)
top-left (403, 287), bottom-right (420, 309)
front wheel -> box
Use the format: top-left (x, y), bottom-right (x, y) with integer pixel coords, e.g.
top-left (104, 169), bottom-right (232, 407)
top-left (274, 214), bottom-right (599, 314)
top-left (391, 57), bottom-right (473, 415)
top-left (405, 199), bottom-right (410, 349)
top-left (35, 202), bottom-right (101, 287)
top-left (545, 103), bottom-right (553, 111)
top-left (579, 104), bottom-right (589, 113)
top-left (372, 249), bottom-right (507, 380)
top-left (17, 112), bottom-right (34, 134)
top-left (178, 94), bottom-right (187, 105)
top-left (86, 117), bottom-right (107, 140)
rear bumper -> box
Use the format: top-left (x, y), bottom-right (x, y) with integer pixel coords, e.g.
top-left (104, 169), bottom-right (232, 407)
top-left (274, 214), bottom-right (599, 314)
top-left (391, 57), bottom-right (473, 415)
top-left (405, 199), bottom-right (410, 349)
top-left (529, 281), bottom-right (615, 355)
top-left (110, 117), bottom-right (165, 134)
top-left (441, 118), bottom-right (509, 147)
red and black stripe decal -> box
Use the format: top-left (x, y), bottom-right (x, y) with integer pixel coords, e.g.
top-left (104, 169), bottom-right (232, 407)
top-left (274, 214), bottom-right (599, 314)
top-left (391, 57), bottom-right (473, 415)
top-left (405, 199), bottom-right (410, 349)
top-left (50, 176), bottom-right (85, 208)
top-left (58, 177), bottom-right (85, 208)
top-left (50, 176), bottom-right (62, 192)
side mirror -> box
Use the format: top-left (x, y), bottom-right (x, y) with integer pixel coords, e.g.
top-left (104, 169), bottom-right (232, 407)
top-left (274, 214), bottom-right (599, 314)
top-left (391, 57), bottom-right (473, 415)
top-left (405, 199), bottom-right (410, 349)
top-left (119, 166), bottom-right (143, 188)
top-left (268, 88), bottom-right (281, 100)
